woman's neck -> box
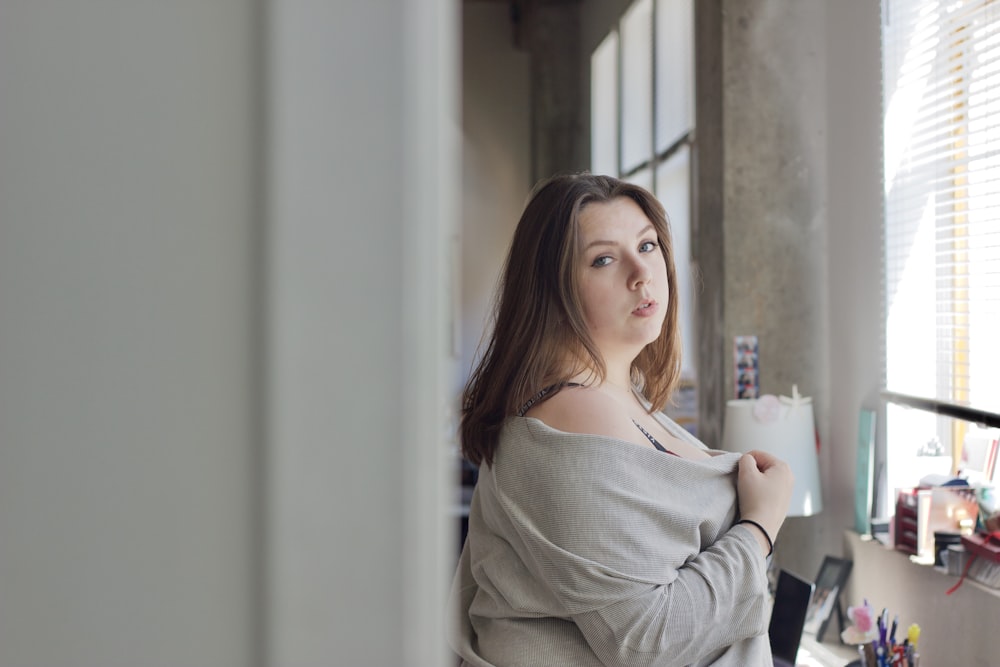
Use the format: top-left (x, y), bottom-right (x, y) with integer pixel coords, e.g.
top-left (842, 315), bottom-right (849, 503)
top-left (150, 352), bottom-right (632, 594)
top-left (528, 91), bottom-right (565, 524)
top-left (565, 352), bottom-right (637, 395)
top-left (600, 374), bottom-right (633, 393)
top-left (567, 367), bottom-right (634, 396)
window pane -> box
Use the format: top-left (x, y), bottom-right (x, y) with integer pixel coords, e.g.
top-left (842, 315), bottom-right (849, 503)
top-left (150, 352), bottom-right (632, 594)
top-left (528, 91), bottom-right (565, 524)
top-left (625, 166), bottom-right (653, 192)
top-left (965, 16), bottom-right (1000, 411)
top-left (883, 0), bottom-right (1000, 413)
top-left (591, 31), bottom-right (619, 176)
top-left (620, 0), bottom-right (653, 173)
top-left (655, 0), bottom-right (694, 152)
top-left (885, 404), bottom-right (953, 505)
top-left (655, 146), bottom-right (695, 380)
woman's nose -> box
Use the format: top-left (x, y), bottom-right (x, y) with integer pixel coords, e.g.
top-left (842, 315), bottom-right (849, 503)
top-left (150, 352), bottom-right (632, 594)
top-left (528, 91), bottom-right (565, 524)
top-left (629, 257), bottom-right (651, 288)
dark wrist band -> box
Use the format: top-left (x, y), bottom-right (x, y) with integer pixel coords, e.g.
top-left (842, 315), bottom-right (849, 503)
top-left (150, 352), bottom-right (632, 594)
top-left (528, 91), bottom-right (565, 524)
top-left (737, 519), bottom-right (774, 557)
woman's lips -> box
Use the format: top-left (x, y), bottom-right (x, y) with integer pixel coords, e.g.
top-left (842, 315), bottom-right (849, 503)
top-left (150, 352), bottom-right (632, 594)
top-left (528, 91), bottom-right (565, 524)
top-left (633, 300), bottom-right (658, 317)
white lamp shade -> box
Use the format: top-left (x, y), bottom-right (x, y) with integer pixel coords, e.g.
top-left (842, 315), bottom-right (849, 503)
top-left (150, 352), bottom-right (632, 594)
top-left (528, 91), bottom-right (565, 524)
top-left (721, 394), bottom-right (823, 517)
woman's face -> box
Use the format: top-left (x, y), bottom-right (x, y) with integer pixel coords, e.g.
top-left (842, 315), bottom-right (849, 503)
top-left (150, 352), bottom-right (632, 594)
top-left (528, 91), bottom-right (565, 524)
top-left (575, 197), bottom-right (669, 363)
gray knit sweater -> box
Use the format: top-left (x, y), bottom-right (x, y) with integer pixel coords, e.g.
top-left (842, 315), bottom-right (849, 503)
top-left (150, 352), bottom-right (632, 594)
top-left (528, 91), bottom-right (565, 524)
top-left (449, 414), bottom-right (774, 666)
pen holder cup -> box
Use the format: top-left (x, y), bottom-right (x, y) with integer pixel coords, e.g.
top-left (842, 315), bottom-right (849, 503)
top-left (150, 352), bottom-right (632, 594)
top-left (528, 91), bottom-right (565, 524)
top-left (941, 544), bottom-right (969, 576)
top-left (853, 643), bottom-right (919, 667)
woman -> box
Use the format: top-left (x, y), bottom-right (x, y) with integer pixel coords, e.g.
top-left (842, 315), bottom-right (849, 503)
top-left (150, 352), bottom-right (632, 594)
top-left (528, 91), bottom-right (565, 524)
top-left (450, 173), bottom-right (794, 666)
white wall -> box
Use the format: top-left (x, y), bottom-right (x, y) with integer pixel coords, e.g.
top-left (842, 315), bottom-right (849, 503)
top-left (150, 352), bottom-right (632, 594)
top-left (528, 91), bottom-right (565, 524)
top-left (825, 0), bottom-right (884, 549)
top-left (265, 1), bottom-right (456, 665)
top-left (0, 3), bottom-right (259, 665)
top-left (0, 1), bottom-right (457, 666)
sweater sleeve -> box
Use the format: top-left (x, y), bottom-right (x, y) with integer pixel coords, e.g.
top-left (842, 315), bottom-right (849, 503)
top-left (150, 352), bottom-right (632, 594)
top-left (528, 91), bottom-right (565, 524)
top-left (570, 525), bottom-right (771, 667)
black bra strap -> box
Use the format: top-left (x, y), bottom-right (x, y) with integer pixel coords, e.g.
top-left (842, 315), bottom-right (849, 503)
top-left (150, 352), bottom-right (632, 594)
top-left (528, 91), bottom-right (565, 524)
top-left (632, 419), bottom-right (678, 456)
top-left (516, 382), bottom-right (583, 417)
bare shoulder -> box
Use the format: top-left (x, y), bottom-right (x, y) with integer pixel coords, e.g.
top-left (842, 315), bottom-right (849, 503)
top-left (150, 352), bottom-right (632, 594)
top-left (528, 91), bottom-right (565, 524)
top-left (524, 385), bottom-right (641, 443)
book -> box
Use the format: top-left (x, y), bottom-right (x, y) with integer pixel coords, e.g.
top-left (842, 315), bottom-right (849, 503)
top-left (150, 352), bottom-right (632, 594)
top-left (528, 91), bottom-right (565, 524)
top-left (959, 427), bottom-right (999, 483)
top-left (855, 410), bottom-right (876, 534)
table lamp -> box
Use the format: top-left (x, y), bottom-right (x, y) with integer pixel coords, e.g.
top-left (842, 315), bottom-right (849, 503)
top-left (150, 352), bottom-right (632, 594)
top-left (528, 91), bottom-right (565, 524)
top-left (721, 385), bottom-right (823, 517)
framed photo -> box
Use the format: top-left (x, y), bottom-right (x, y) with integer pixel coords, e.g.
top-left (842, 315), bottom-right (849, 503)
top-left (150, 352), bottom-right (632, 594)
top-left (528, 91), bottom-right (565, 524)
top-left (802, 556), bottom-right (853, 643)
top-left (733, 335), bottom-right (759, 398)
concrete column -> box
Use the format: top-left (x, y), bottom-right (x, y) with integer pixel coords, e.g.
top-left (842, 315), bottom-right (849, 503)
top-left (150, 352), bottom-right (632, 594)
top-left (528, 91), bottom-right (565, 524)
top-left (527, 0), bottom-right (587, 181)
top-left (693, 0), bottom-right (727, 451)
top-left (721, 0), bottom-right (831, 579)
top-left (693, 0), bottom-right (833, 578)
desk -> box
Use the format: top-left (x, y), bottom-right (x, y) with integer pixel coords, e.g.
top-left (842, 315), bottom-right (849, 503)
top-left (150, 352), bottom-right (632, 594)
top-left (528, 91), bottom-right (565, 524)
top-left (844, 530), bottom-right (1000, 665)
top-left (795, 634), bottom-right (858, 667)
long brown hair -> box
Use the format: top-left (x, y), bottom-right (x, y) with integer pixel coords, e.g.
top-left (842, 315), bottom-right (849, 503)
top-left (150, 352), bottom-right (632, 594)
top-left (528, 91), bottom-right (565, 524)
top-left (461, 173), bottom-right (682, 466)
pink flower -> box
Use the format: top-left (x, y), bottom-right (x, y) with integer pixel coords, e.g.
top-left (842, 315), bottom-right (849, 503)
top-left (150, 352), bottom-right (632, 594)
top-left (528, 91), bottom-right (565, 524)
top-left (849, 603), bottom-right (875, 632)
top-left (840, 601), bottom-right (878, 645)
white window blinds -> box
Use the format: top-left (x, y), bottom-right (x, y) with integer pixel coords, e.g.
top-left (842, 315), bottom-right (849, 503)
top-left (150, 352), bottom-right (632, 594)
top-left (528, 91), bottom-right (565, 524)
top-left (883, 0), bottom-right (1000, 416)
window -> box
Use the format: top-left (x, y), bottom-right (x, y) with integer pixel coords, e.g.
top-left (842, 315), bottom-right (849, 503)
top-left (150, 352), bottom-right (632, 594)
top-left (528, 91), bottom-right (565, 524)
top-left (882, 0), bottom-right (1000, 495)
top-left (590, 0), bottom-right (697, 431)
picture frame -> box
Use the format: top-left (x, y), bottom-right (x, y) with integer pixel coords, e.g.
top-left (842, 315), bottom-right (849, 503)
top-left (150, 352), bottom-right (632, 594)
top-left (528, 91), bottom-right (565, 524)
top-left (733, 335), bottom-right (759, 399)
top-left (802, 556), bottom-right (853, 643)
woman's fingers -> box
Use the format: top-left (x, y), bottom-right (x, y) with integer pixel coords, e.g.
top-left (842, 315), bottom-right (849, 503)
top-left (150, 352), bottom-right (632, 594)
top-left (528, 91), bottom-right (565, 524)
top-left (736, 452), bottom-right (795, 540)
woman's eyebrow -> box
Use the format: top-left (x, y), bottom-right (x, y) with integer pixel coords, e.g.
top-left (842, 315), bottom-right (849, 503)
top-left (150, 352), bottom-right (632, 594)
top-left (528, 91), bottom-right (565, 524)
top-left (583, 238), bottom-right (615, 251)
top-left (582, 225), bottom-right (656, 251)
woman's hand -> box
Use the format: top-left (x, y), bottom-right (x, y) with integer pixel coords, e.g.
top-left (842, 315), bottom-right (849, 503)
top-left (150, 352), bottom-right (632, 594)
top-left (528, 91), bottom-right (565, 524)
top-left (736, 450), bottom-right (794, 551)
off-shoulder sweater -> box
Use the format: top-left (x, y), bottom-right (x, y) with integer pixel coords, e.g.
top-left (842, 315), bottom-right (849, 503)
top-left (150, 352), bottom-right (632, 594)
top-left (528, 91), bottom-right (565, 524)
top-left (448, 413), bottom-right (773, 667)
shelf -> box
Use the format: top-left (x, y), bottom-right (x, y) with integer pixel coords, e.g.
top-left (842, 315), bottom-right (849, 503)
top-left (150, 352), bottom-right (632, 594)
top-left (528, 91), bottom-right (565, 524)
top-left (849, 531), bottom-right (1000, 600)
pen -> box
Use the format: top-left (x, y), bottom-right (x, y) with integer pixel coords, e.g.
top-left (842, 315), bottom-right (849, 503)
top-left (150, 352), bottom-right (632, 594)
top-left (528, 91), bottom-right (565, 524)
top-left (889, 614), bottom-right (898, 645)
top-left (863, 641), bottom-right (877, 667)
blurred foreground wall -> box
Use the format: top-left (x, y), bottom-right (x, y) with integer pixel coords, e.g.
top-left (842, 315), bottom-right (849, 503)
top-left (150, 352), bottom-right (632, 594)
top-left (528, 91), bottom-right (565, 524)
top-left (0, 2), bottom-right (456, 666)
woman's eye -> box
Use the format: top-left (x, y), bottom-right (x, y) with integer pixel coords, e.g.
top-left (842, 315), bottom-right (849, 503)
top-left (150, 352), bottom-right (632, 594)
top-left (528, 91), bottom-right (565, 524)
top-left (592, 256), bottom-right (612, 267)
top-left (639, 240), bottom-right (658, 253)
